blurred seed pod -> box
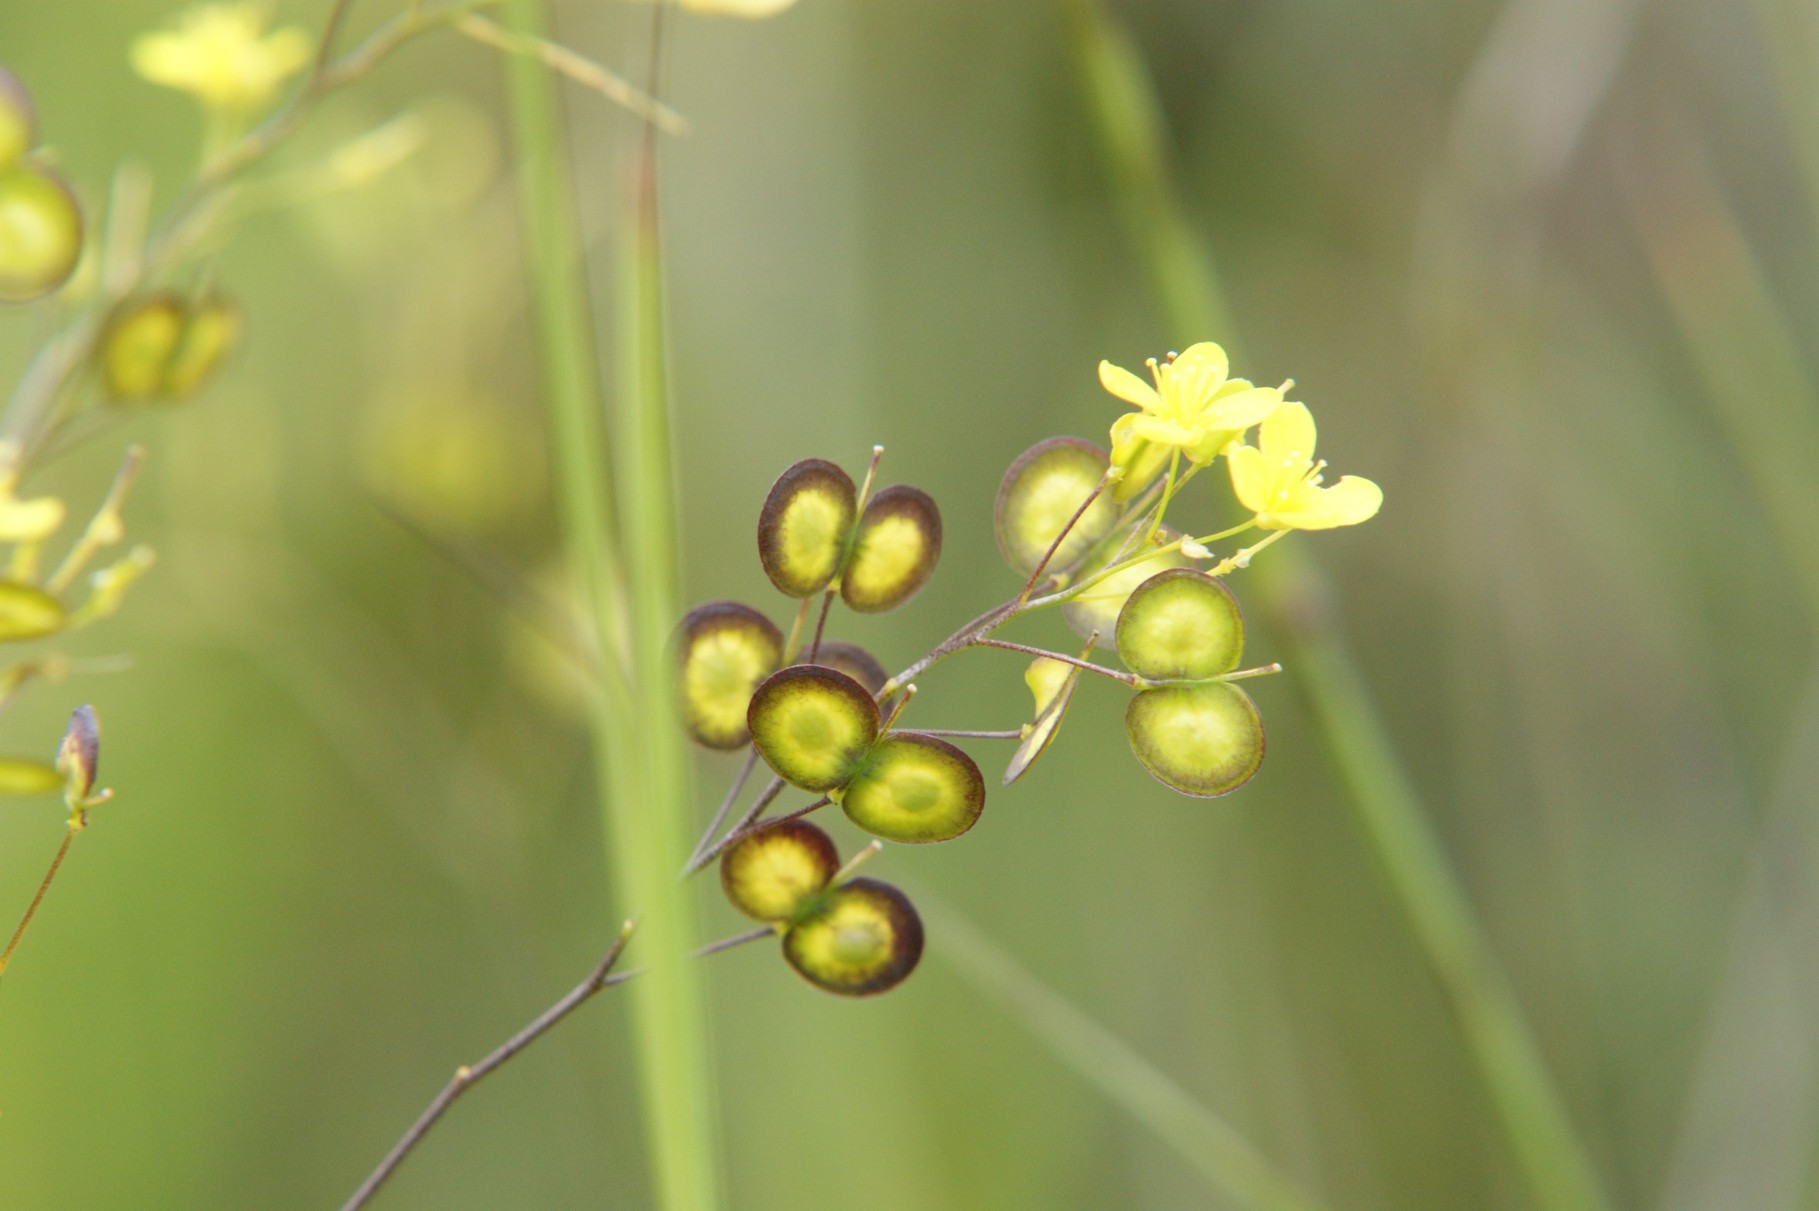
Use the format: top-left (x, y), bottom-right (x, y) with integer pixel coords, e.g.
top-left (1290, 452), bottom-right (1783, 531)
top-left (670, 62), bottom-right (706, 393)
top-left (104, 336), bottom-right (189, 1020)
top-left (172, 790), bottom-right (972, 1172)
top-left (804, 640), bottom-right (889, 698)
top-left (0, 165), bottom-right (82, 303)
top-left (782, 876), bottom-right (923, 996)
top-left (677, 601), bottom-right (784, 749)
top-left (0, 69), bottom-right (36, 172)
top-left (1115, 568), bottom-right (1244, 681)
top-left (840, 484), bottom-right (941, 613)
top-left (747, 664), bottom-right (880, 791)
top-left (161, 294), bottom-right (242, 395)
top-left (994, 437), bottom-right (1118, 575)
top-left (0, 757), bottom-right (62, 796)
top-left (1125, 682), bottom-right (1264, 797)
top-left (757, 458), bottom-right (856, 598)
top-left (840, 732), bottom-right (984, 843)
top-left (719, 818), bottom-right (839, 923)
top-left (100, 292), bottom-right (241, 400)
top-left (1003, 655), bottom-right (1083, 785)
top-left (1061, 537), bottom-right (1192, 651)
top-left (0, 580), bottom-right (64, 641)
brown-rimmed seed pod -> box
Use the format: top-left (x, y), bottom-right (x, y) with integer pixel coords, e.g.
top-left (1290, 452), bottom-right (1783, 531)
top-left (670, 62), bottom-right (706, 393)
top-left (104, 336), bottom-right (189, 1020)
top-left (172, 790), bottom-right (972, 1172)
top-left (839, 731), bottom-right (984, 843)
top-left (805, 640), bottom-right (889, 698)
top-left (782, 876), bottom-right (924, 996)
top-left (994, 436), bottom-right (1119, 575)
top-left (1125, 682), bottom-right (1265, 797)
top-left (677, 601), bottom-right (784, 750)
top-left (0, 69), bottom-right (36, 172)
top-left (0, 165), bottom-right (81, 303)
top-left (719, 818), bottom-right (840, 923)
top-left (747, 664), bottom-right (881, 791)
top-left (757, 458), bottom-right (857, 598)
top-left (1115, 568), bottom-right (1244, 681)
top-left (841, 484), bottom-right (941, 613)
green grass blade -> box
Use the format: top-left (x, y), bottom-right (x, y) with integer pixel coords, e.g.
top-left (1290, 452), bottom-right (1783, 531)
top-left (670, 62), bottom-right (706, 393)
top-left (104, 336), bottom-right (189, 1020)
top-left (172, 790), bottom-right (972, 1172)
top-left (1064, 3), bottom-right (1612, 1208)
top-left (926, 902), bottom-right (1328, 1211)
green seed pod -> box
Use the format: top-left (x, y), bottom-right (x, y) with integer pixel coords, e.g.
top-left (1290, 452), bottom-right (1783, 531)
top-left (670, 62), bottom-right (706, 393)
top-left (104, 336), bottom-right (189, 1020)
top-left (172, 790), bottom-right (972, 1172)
top-left (0, 580), bottom-right (63, 641)
top-left (840, 484), bottom-right (941, 614)
top-left (782, 876), bottom-right (924, 996)
top-left (758, 458), bottom-right (857, 598)
top-left (719, 818), bottom-right (839, 922)
top-left (677, 601), bottom-right (784, 749)
top-left (748, 664), bottom-right (881, 791)
top-left (100, 294), bottom-right (185, 399)
top-left (1003, 656), bottom-right (1082, 786)
top-left (1062, 539), bottom-right (1193, 651)
top-left (1125, 682), bottom-right (1264, 798)
top-left (806, 640), bottom-right (889, 698)
top-left (0, 69), bottom-right (36, 172)
top-left (1115, 568), bottom-right (1244, 681)
top-left (0, 757), bottom-right (61, 796)
top-left (161, 294), bottom-right (242, 396)
top-left (840, 732), bottom-right (984, 843)
top-left (0, 165), bottom-right (82, 303)
top-left (994, 437), bottom-right (1119, 575)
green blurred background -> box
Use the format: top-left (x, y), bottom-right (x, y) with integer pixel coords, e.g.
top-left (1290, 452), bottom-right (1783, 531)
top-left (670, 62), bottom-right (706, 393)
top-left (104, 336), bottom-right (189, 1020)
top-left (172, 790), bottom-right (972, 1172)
top-left (3, 0), bottom-right (1817, 1207)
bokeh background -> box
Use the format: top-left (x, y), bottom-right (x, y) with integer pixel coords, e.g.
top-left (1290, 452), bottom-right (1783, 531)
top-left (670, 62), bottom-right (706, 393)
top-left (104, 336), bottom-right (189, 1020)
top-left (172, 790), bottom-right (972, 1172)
top-left (3, 0), bottom-right (1816, 1207)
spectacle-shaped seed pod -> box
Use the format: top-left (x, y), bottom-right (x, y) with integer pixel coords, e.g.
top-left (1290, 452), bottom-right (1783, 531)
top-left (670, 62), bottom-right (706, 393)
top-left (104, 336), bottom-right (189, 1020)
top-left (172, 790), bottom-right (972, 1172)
top-left (1003, 656), bottom-right (1082, 786)
top-left (719, 819), bottom-right (840, 923)
top-left (782, 876), bottom-right (923, 996)
top-left (748, 664), bottom-right (881, 791)
top-left (161, 294), bottom-right (242, 396)
top-left (677, 601), bottom-right (784, 750)
top-left (995, 437), bottom-right (1119, 575)
top-left (758, 458), bottom-right (856, 598)
top-left (0, 165), bottom-right (81, 303)
top-left (1062, 538), bottom-right (1192, 651)
top-left (1125, 682), bottom-right (1264, 798)
top-left (840, 484), bottom-right (941, 614)
top-left (0, 580), bottom-right (64, 641)
top-left (805, 640), bottom-right (889, 698)
top-left (0, 69), bottom-right (36, 172)
top-left (0, 756), bottom-right (62, 796)
top-left (1115, 568), bottom-right (1244, 681)
top-left (840, 732), bottom-right (984, 843)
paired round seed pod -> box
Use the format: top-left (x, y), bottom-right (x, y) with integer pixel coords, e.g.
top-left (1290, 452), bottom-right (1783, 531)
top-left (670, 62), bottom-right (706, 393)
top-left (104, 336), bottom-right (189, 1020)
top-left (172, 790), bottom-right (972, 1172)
top-left (99, 292), bottom-right (242, 401)
top-left (676, 601), bottom-right (785, 750)
top-left (758, 458), bottom-right (942, 614)
top-left (0, 164), bottom-right (81, 304)
top-left (1115, 568), bottom-right (1264, 797)
top-left (718, 820), bottom-right (923, 996)
top-left (746, 664), bottom-right (984, 843)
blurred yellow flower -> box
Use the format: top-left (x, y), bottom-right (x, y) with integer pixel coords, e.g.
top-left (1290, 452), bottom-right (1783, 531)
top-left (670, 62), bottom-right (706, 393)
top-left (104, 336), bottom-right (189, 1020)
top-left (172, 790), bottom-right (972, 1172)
top-left (132, 4), bottom-right (311, 111)
top-left (677, 0), bottom-right (801, 15)
top-left (1227, 401), bottom-right (1381, 530)
top-left (1098, 341), bottom-right (1282, 500)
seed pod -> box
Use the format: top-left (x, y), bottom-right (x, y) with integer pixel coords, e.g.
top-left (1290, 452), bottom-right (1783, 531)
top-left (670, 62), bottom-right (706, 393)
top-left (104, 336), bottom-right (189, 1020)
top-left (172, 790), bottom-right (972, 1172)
top-left (840, 484), bottom-right (941, 613)
top-left (1003, 656), bottom-right (1082, 785)
top-left (782, 876), bottom-right (924, 996)
top-left (0, 579), bottom-right (64, 641)
top-left (0, 69), bottom-right (36, 172)
top-left (161, 294), bottom-right (242, 396)
top-left (677, 601), bottom-right (784, 749)
top-left (747, 664), bottom-right (881, 791)
top-left (100, 294), bottom-right (185, 398)
top-left (1115, 568), bottom-right (1244, 681)
top-left (0, 165), bottom-right (81, 303)
top-left (1061, 538), bottom-right (1192, 651)
top-left (994, 437), bottom-right (1118, 575)
top-left (758, 458), bottom-right (856, 598)
top-left (0, 757), bottom-right (61, 795)
top-left (1125, 682), bottom-right (1264, 798)
top-left (720, 819), bottom-right (839, 923)
top-left (805, 640), bottom-right (889, 698)
top-left (840, 732), bottom-right (984, 843)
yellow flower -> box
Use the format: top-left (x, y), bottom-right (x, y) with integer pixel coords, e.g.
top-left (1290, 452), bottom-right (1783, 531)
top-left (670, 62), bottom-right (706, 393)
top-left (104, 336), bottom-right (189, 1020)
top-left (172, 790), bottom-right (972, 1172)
top-left (132, 4), bottom-right (311, 111)
top-left (1098, 341), bottom-right (1283, 501)
top-left (678, 0), bottom-right (801, 14)
top-left (1226, 401), bottom-right (1382, 530)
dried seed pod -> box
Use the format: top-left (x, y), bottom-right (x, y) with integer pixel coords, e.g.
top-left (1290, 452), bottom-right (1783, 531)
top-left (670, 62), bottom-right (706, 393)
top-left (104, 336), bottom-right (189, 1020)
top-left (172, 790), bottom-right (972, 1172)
top-left (1115, 568), bottom-right (1244, 681)
top-left (0, 165), bottom-right (81, 303)
top-left (0, 580), bottom-right (64, 641)
top-left (840, 732), bottom-right (984, 843)
top-left (757, 458), bottom-right (856, 598)
top-left (719, 818), bottom-right (839, 923)
top-left (782, 876), bottom-right (924, 996)
top-left (0, 757), bottom-right (62, 796)
top-left (1003, 656), bottom-right (1082, 785)
top-left (0, 69), bottom-right (36, 172)
top-left (1124, 682), bottom-right (1264, 798)
top-left (994, 437), bottom-right (1118, 575)
top-left (805, 640), bottom-right (889, 698)
top-left (1061, 538), bottom-right (1193, 651)
top-left (840, 484), bottom-right (941, 613)
top-left (747, 664), bottom-right (881, 791)
top-left (677, 601), bottom-right (784, 749)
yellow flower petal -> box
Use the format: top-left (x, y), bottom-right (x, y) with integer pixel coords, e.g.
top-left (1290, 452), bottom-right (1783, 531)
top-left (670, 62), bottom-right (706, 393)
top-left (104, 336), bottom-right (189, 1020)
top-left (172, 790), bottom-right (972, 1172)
top-left (132, 5), bottom-right (310, 110)
top-left (1226, 441), bottom-right (1271, 515)
top-left (1204, 385), bottom-right (1282, 431)
top-left (1269, 475), bottom-right (1382, 530)
top-left (1157, 342), bottom-right (1229, 410)
top-left (1259, 400), bottom-right (1317, 467)
top-left (1098, 359), bottom-right (1161, 412)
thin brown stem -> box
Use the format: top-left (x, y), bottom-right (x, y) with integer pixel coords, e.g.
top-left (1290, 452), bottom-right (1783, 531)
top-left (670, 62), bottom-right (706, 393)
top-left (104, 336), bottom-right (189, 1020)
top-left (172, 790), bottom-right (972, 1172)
top-left (806, 589), bottom-right (835, 663)
top-left (691, 926), bottom-right (772, 959)
top-left (0, 822), bottom-right (82, 978)
top-left (914, 729), bottom-right (1024, 740)
top-left (969, 638), bottom-right (1140, 686)
top-left (683, 747), bottom-right (759, 873)
top-left (684, 775), bottom-right (784, 875)
top-left (695, 796), bottom-right (831, 870)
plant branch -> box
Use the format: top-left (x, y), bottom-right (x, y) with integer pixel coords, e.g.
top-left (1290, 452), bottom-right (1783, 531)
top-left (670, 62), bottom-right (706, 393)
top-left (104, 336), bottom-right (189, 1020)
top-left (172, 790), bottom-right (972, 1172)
top-left (0, 820), bottom-right (81, 978)
top-left (969, 638), bottom-right (1139, 686)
